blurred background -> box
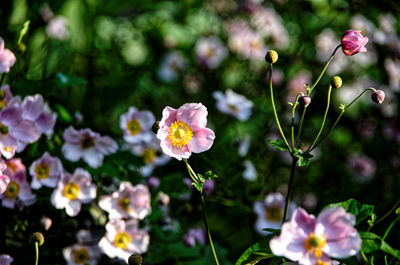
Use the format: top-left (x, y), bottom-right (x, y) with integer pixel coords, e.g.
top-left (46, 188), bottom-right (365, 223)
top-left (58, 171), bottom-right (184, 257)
top-left (0, 0), bottom-right (399, 264)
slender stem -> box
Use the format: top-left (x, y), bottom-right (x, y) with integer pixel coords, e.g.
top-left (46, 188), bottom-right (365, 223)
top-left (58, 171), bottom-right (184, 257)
top-left (201, 193), bottom-right (220, 265)
top-left (296, 45), bottom-right (341, 142)
top-left (385, 255), bottom-right (388, 265)
top-left (360, 250), bottom-right (370, 265)
top-left (309, 44), bottom-right (341, 93)
top-left (311, 87), bottom-right (377, 152)
top-left (35, 242), bottom-right (39, 265)
top-left (282, 156), bottom-right (298, 223)
top-left (269, 64), bottom-right (291, 152)
top-left (291, 93), bottom-right (303, 148)
top-left (382, 215), bottom-right (400, 241)
top-left (307, 85), bottom-right (332, 152)
top-left (0, 73), bottom-right (6, 86)
top-left (183, 159), bottom-right (199, 184)
top-left (374, 198), bottom-right (400, 229)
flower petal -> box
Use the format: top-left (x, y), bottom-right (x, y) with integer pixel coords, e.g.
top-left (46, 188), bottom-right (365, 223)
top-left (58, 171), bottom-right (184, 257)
top-left (177, 103), bottom-right (208, 128)
top-left (188, 128), bottom-right (215, 153)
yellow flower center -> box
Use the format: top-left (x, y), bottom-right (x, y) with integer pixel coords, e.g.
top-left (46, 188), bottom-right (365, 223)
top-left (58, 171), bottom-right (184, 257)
top-left (143, 148), bottom-right (156, 164)
top-left (73, 247), bottom-right (90, 264)
top-left (4, 181), bottom-right (20, 198)
top-left (265, 206), bottom-right (282, 222)
top-left (2, 146), bottom-right (13, 153)
top-left (304, 233), bottom-right (327, 258)
top-left (316, 260), bottom-right (329, 265)
top-left (35, 163), bottom-right (50, 180)
top-left (168, 121), bottom-right (193, 147)
top-left (127, 119), bottom-right (141, 135)
top-left (118, 197), bottom-right (131, 211)
top-left (227, 104), bottom-right (239, 113)
top-left (114, 232), bottom-right (131, 249)
top-left (64, 183), bottom-right (80, 200)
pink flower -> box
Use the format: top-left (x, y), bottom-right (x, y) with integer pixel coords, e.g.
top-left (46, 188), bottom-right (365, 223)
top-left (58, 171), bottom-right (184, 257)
top-left (341, 30), bottom-right (368, 56)
top-left (0, 254), bottom-right (13, 265)
top-left (46, 16), bottom-right (69, 40)
top-left (0, 38), bottom-right (16, 73)
top-left (63, 230), bottom-right (102, 265)
top-left (183, 228), bottom-right (206, 247)
top-left (120, 107), bottom-right (155, 144)
top-left (99, 182), bottom-right (151, 220)
top-left (29, 152), bottom-right (63, 189)
top-left (270, 207), bottom-right (361, 265)
top-left (62, 126), bottom-right (118, 168)
top-left (51, 168), bottom-right (96, 216)
top-left (156, 103), bottom-right (215, 160)
top-left (99, 219), bottom-right (150, 262)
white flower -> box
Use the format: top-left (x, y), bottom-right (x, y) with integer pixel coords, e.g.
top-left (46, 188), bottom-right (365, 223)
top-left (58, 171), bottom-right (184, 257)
top-left (29, 152), bottom-right (63, 189)
top-left (99, 182), bottom-right (151, 220)
top-left (158, 51), bottom-right (187, 82)
top-left (63, 230), bottom-right (102, 265)
top-left (62, 126), bottom-right (118, 168)
top-left (213, 89), bottom-right (253, 121)
top-left (51, 168), bottom-right (96, 216)
top-left (243, 160), bottom-right (257, 181)
top-left (195, 36), bottom-right (228, 69)
top-left (99, 219), bottom-right (150, 262)
top-left (46, 16), bottom-right (69, 40)
top-left (253, 193), bottom-right (295, 235)
top-left (120, 107), bottom-right (155, 144)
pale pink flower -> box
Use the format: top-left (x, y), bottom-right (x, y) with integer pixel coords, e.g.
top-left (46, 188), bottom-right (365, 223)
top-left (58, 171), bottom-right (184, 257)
top-left (0, 85), bottom-right (15, 111)
top-left (63, 230), bottom-right (102, 265)
top-left (51, 168), bottom-right (96, 216)
top-left (341, 30), bottom-right (368, 56)
top-left (120, 107), bottom-right (155, 144)
top-left (29, 152), bottom-right (63, 189)
top-left (253, 193), bottom-right (295, 235)
top-left (0, 254), bottom-right (13, 265)
top-left (270, 207), bottom-right (361, 265)
top-left (156, 103), bottom-right (215, 160)
top-left (212, 89), bottom-right (253, 121)
top-left (195, 36), bottom-right (228, 69)
top-left (46, 16), bottom-right (69, 40)
top-left (0, 38), bottom-right (16, 73)
top-left (99, 182), bottom-right (151, 220)
top-left (347, 154), bottom-right (376, 182)
top-left (183, 228), bottom-right (206, 247)
top-left (40, 216), bottom-right (52, 231)
top-left (1, 159), bottom-right (36, 209)
top-left (99, 219), bottom-right (150, 262)
top-left (62, 126), bottom-right (118, 168)
top-left (158, 51), bottom-right (187, 82)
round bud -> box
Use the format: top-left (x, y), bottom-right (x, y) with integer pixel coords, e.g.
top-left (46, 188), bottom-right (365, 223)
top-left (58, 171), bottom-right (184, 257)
top-left (128, 254), bottom-right (143, 265)
top-left (265, 50), bottom-right (278, 64)
top-left (0, 125), bottom-right (8, 134)
top-left (298, 96), bottom-right (311, 107)
top-left (331, 76), bottom-right (342, 88)
top-left (30, 232), bottom-right (45, 246)
top-left (152, 121), bottom-right (160, 134)
top-left (371, 90), bottom-right (385, 104)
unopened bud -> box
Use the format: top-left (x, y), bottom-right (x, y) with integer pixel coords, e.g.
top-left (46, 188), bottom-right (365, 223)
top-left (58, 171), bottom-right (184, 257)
top-left (128, 254), bottom-right (143, 265)
top-left (152, 121), bottom-right (160, 134)
top-left (371, 90), bottom-right (385, 104)
top-left (331, 76), bottom-right (342, 88)
top-left (0, 90), bottom-right (5, 100)
top-left (298, 96), bottom-right (311, 107)
top-left (265, 50), bottom-right (278, 64)
top-left (30, 232), bottom-right (44, 246)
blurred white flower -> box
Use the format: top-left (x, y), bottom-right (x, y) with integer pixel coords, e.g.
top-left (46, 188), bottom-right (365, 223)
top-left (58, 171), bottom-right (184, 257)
top-left (46, 16), bottom-right (69, 40)
top-left (158, 51), bottom-right (187, 82)
top-left (195, 36), bottom-right (228, 69)
top-left (120, 107), bottom-right (155, 144)
top-left (212, 89), bottom-right (253, 121)
top-left (243, 160), bottom-right (257, 181)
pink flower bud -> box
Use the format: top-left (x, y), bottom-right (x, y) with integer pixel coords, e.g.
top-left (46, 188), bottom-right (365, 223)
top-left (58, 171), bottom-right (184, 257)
top-left (371, 90), bottom-right (385, 104)
top-left (341, 30), bottom-right (368, 56)
top-left (298, 96), bottom-right (311, 107)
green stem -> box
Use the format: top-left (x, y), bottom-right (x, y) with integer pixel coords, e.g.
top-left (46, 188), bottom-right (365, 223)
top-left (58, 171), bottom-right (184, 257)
top-left (311, 87), bottom-right (377, 152)
top-left (282, 156), bottom-right (298, 223)
top-left (269, 64), bottom-right (291, 152)
top-left (296, 44), bottom-right (341, 142)
top-left (373, 197), bottom-right (400, 230)
top-left (201, 193), bottom-right (220, 265)
top-left (35, 242), bottom-right (39, 265)
top-left (382, 215), bottom-right (400, 241)
top-left (309, 44), bottom-right (341, 93)
top-left (0, 73), bottom-right (6, 86)
top-left (360, 250), bottom-right (370, 265)
top-left (183, 159), bottom-right (199, 184)
top-left (291, 93), bottom-right (303, 148)
top-left (307, 85), bottom-right (332, 153)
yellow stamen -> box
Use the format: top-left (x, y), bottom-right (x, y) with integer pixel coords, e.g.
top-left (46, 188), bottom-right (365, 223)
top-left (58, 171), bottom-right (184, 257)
top-left (142, 148), bottom-right (156, 164)
top-left (64, 183), bottom-right (80, 200)
top-left (304, 233), bottom-right (327, 260)
top-left (227, 104), bottom-right (239, 113)
top-left (4, 181), bottom-right (20, 198)
top-left (127, 119), bottom-right (141, 135)
top-left (118, 198), bottom-right (131, 211)
top-left (265, 206), bottom-right (282, 222)
top-left (73, 247), bottom-right (90, 264)
top-left (35, 163), bottom-right (50, 180)
top-left (168, 121), bottom-right (193, 147)
top-left (114, 232), bottom-right (131, 249)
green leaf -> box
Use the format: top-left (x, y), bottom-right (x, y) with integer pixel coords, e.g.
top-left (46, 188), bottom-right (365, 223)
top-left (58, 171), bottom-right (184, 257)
top-left (269, 139), bottom-right (290, 152)
top-left (204, 170), bottom-right (218, 179)
top-left (360, 232), bottom-right (400, 260)
top-left (235, 235), bottom-right (275, 265)
top-left (325, 198), bottom-right (374, 225)
top-left (295, 152), bottom-right (313, 167)
top-left (192, 182), bottom-right (203, 192)
top-left (55, 104), bottom-right (73, 122)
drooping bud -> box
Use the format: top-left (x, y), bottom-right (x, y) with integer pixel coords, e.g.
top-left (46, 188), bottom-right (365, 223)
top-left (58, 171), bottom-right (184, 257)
top-left (298, 96), bottom-right (311, 107)
top-left (152, 121), bottom-right (160, 134)
top-left (331, 76), bottom-right (342, 88)
top-left (371, 90), bottom-right (385, 104)
top-left (30, 232), bottom-right (45, 246)
top-left (265, 50), bottom-right (278, 64)
top-left (341, 30), bottom-right (368, 56)
top-left (128, 254), bottom-right (143, 265)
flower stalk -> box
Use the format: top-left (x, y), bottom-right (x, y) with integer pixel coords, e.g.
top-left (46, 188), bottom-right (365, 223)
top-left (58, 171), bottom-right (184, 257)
top-left (282, 156), bottom-right (298, 223)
